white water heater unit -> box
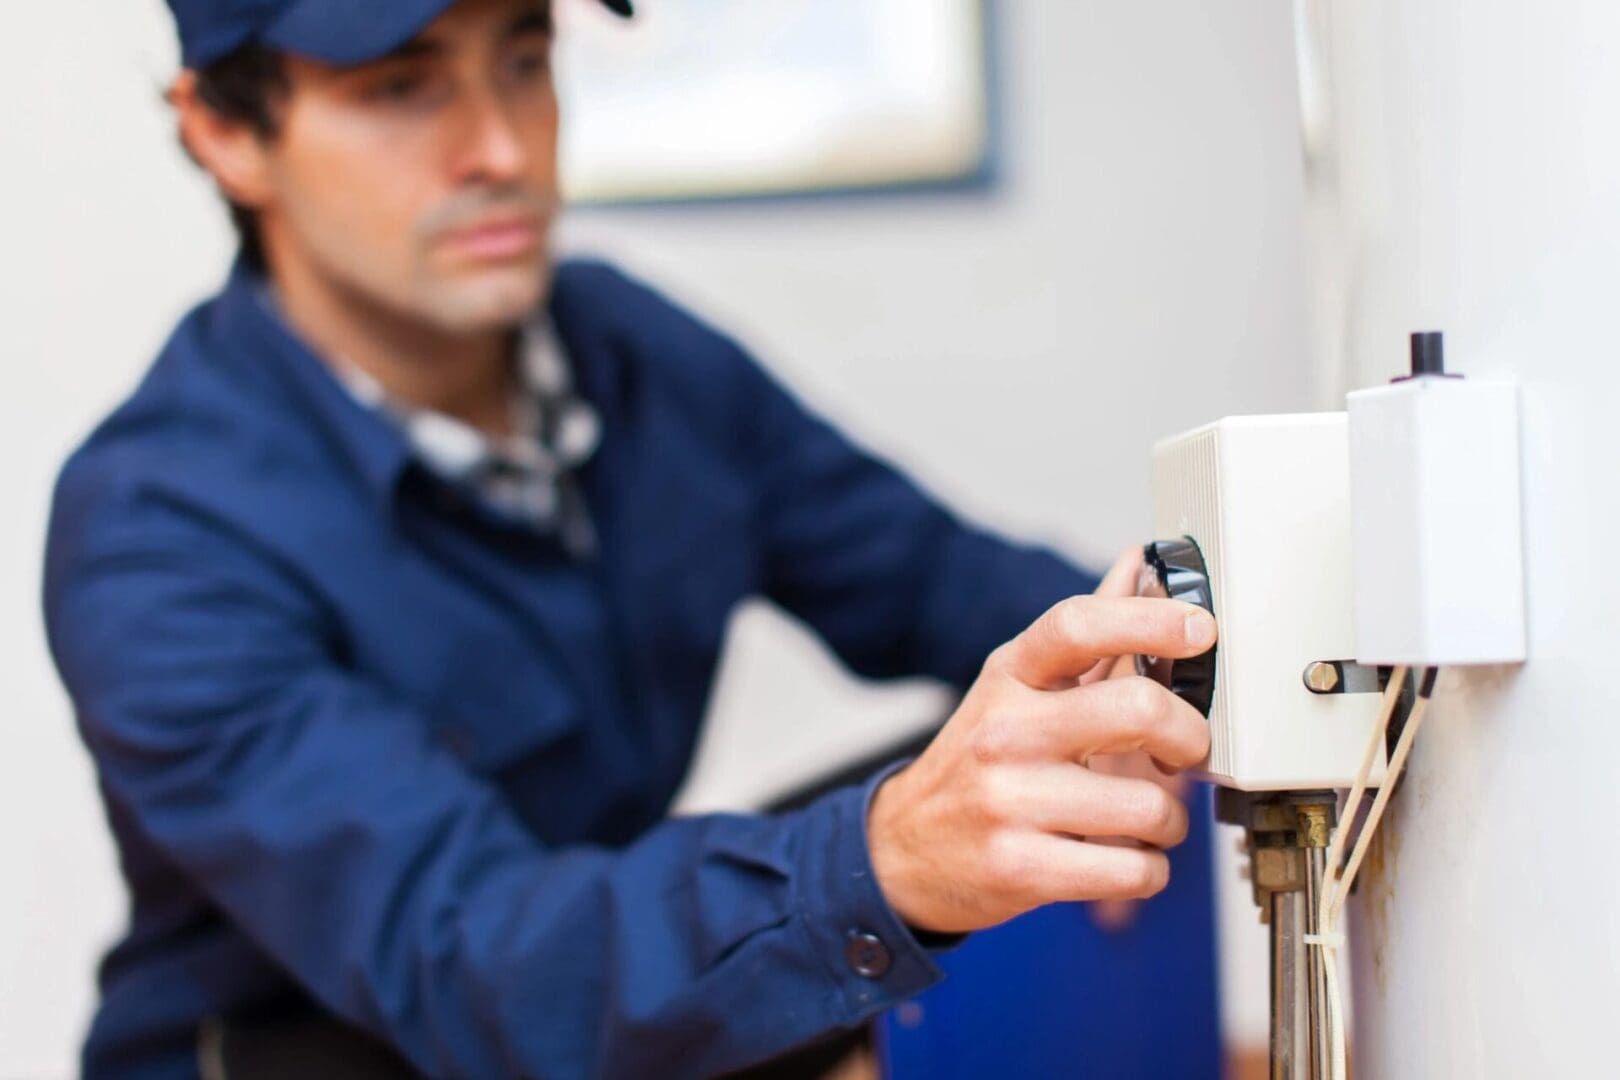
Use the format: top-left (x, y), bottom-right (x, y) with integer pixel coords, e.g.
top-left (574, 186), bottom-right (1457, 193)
top-left (1145, 412), bottom-right (1387, 791)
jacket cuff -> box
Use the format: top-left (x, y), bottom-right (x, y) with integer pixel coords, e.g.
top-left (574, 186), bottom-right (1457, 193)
top-left (788, 760), bottom-right (947, 1022)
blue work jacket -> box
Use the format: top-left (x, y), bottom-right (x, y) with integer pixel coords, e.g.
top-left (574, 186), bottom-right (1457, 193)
top-left (43, 258), bottom-right (1097, 1079)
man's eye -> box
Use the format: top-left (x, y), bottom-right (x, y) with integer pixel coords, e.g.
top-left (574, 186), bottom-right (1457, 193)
top-left (506, 51), bottom-right (550, 80)
top-left (367, 73), bottom-right (431, 103)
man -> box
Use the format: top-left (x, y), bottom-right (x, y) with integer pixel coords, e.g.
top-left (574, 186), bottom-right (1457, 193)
top-left (43, 0), bottom-right (1216, 1076)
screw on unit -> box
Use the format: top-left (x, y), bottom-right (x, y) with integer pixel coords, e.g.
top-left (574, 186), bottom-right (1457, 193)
top-left (1303, 662), bottom-right (1340, 694)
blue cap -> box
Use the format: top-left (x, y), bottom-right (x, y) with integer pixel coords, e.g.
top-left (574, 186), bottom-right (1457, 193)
top-left (169, 0), bottom-right (633, 69)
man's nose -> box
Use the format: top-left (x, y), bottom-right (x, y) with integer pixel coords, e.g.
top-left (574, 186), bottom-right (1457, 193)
top-left (455, 88), bottom-right (529, 186)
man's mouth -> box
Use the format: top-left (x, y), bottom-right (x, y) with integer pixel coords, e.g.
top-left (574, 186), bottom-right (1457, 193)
top-left (436, 214), bottom-right (545, 262)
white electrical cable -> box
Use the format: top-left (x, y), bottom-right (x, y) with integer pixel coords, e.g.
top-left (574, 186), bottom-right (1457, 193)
top-left (1330, 672), bottom-right (1436, 927)
top-left (1306, 666), bottom-right (1404, 1080)
top-left (1319, 666), bottom-right (1408, 915)
top-left (1307, 664), bottom-right (1439, 1080)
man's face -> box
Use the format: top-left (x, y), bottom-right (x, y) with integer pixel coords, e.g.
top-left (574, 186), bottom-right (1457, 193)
top-left (256, 0), bottom-right (561, 332)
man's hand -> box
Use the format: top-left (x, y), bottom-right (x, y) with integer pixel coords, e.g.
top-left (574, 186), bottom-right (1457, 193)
top-left (1082, 548), bottom-right (1197, 932)
top-left (867, 550), bottom-right (1216, 934)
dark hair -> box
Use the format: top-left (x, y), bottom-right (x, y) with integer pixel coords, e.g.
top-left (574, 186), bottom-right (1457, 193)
top-left (184, 43), bottom-right (289, 270)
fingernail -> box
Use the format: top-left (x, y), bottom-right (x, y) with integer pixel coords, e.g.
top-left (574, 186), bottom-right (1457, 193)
top-left (1184, 610), bottom-right (1215, 648)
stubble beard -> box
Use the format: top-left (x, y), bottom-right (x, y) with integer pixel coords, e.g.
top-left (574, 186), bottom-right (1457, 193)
top-left (408, 253), bottom-right (553, 333)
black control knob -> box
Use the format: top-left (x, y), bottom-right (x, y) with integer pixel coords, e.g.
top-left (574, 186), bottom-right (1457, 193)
top-left (1135, 538), bottom-right (1217, 717)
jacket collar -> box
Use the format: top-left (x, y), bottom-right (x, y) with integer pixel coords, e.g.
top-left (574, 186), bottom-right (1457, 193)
top-left (214, 258), bottom-right (416, 513)
top-left (211, 258), bottom-right (625, 516)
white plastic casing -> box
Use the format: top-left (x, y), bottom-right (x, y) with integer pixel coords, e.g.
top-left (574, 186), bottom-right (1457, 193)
top-left (1151, 414), bottom-right (1386, 791)
top-left (1346, 377), bottom-right (1526, 665)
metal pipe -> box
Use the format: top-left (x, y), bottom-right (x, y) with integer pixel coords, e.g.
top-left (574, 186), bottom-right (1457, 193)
top-left (1303, 844), bottom-right (1332, 1079)
top-left (1269, 886), bottom-right (1310, 1079)
top-left (1225, 791), bottom-right (1340, 1080)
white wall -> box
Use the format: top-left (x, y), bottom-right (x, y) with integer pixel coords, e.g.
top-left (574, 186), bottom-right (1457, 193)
top-left (1298, 1), bottom-right (1620, 1074)
top-left (0, 2), bottom-right (1308, 1074)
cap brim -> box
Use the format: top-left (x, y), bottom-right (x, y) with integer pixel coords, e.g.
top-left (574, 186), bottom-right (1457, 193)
top-left (261, 0), bottom-right (631, 67)
top-left (261, 0), bottom-right (459, 66)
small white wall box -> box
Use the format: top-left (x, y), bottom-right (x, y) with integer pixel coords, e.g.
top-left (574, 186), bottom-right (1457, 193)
top-left (1150, 414), bottom-right (1386, 791)
top-left (1347, 368), bottom-right (1526, 666)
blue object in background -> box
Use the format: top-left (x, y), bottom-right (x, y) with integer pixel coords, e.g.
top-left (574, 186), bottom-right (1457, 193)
top-left (878, 785), bottom-right (1222, 1079)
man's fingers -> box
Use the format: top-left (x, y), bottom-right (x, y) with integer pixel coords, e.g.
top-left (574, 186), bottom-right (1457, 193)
top-left (1093, 546), bottom-right (1145, 599)
top-left (1069, 551), bottom-right (1146, 684)
top-left (999, 832), bottom-right (1172, 904)
top-left (988, 763), bottom-right (1189, 849)
top-left (1088, 748), bottom-right (1194, 801)
top-left (1072, 678), bottom-right (1210, 767)
top-left (1075, 680), bottom-right (1218, 764)
top-left (1090, 897), bottom-right (1140, 933)
top-left (976, 677), bottom-right (1210, 770)
top-left (1078, 651), bottom-right (1134, 687)
top-left (998, 595), bottom-right (1216, 690)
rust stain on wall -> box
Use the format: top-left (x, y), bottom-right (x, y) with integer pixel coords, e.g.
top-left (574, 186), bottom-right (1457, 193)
top-left (1359, 814), bottom-right (1402, 994)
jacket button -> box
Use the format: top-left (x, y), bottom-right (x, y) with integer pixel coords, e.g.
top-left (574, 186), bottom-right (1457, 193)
top-left (844, 931), bottom-right (892, 979)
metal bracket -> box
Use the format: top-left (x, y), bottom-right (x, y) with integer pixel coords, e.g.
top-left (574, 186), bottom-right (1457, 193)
top-left (1300, 659), bottom-right (1390, 695)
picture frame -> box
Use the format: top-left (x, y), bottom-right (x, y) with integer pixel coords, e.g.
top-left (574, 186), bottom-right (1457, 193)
top-left (555, 0), bottom-right (998, 205)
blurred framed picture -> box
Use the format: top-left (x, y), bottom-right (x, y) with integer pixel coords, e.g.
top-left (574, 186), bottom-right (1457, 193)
top-left (555, 0), bottom-right (996, 204)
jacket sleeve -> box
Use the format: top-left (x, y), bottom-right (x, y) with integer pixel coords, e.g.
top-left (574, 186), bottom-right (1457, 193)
top-left (43, 488), bottom-right (944, 1079)
top-left (732, 352), bottom-right (1102, 689)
